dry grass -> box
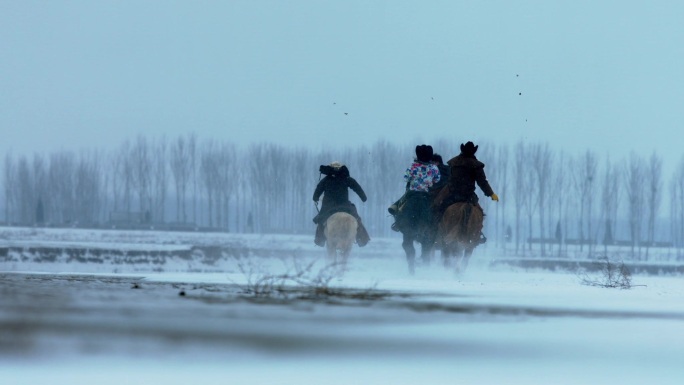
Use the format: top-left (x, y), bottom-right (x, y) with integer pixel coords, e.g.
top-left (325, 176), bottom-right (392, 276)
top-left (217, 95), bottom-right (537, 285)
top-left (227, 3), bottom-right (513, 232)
top-left (579, 255), bottom-right (635, 289)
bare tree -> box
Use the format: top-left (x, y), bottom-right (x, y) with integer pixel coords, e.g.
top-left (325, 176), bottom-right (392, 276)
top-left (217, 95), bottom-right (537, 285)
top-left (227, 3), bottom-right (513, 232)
top-left (599, 157), bottom-right (621, 255)
top-left (364, 140), bottom-right (406, 238)
top-left (530, 143), bottom-right (553, 256)
top-left (15, 156), bottom-right (34, 224)
top-left (113, 141), bottom-right (134, 215)
top-left (3, 153), bottom-right (13, 223)
top-left (74, 151), bottom-right (102, 224)
top-left (248, 143), bottom-right (285, 232)
top-left (645, 152), bottom-right (662, 257)
top-left (669, 157), bottom-right (684, 259)
top-left (512, 141), bottom-right (528, 255)
top-left (475, 140), bottom-right (497, 247)
top-left (131, 135), bottom-right (152, 219)
top-left (549, 151), bottom-right (571, 257)
top-left (188, 133), bottom-right (199, 224)
top-left (234, 147), bottom-right (249, 232)
top-left (200, 141), bottom-right (219, 227)
top-left (196, 140), bottom-right (237, 229)
top-left (216, 143), bottom-right (237, 230)
top-left (575, 150), bottom-right (597, 255)
top-left (491, 144), bottom-right (510, 252)
top-left (170, 135), bottom-right (192, 223)
top-left (108, 149), bottom-right (122, 215)
top-left (283, 147), bottom-right (309, 233)
top-left (624, 152), bottom-right (646, 259)
top-left (9, 134), bottom-right (684, 259)
top-left (521, 144), bottom-right (537, 254)
top-left (31, 154), bottom-right (48, 225)
top-left (152, 137), bottom-right (169, 223)
top-left (47, 152), bottom-right (76, 224)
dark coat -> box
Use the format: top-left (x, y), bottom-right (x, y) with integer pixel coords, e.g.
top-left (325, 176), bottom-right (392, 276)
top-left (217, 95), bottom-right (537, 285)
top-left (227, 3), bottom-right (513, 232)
top-left (445, 154), bottom-right (494, 203)
top-left (313, 173), bottom-right (367, 224)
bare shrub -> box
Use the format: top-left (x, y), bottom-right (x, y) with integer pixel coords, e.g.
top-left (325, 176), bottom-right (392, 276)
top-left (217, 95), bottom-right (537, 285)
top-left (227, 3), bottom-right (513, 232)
top-left (231, 256), bottom-right (350, 298)
top-left (579, 255), bottom-right (633, 289)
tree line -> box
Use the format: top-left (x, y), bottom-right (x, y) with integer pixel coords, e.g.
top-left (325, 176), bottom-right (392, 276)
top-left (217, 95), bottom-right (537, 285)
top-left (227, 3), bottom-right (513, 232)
top-left (3, 134), bottom-right (684, 259)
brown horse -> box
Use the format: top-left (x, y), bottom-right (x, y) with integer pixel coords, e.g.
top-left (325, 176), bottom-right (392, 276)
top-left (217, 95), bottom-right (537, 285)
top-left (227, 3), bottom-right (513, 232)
top-left (438, 202), bottom-right (484, 273)
top-left (324, 212), bottom-right (358, 269)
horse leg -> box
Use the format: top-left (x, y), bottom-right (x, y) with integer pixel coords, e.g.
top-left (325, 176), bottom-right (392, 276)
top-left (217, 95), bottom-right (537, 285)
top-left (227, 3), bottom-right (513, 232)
top-left (420, 239), bottom-right (434, 266)
top-left (326, 242), bottom-right (337, 264)
top-left (336, 241), bottom-right (352, 272)
top-left (422, 228), bottom-right (438, 266)
top-left (453, 243), bottom-right (466, 274)
top-left (460, 247), bottom-right (475, 272)
top-left (441, 242), bottom-right (452, 269)
top-left (402, 233), bottom-right (416, 275)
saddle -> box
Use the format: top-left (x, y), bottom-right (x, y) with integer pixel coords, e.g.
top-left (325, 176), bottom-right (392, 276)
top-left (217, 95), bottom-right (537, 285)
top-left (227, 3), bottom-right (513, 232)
top-left (313, 202), bottom-right (357, 225)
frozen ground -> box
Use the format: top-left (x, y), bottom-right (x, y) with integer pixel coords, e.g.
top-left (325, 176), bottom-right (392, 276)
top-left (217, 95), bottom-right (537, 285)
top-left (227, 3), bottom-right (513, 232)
top-left (1, 227), bottom-right (684, 385)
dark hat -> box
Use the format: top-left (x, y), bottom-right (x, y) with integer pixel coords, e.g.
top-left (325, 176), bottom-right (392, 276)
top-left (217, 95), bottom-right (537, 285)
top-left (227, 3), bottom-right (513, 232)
top-left (460, 141), bottom-right (478, 156)
top-left (338, 165), bottom-right (350, 177)
top-left (432, 153), bottom-right (444, 165)
top-left (415, 144), bottom-right (433, 163)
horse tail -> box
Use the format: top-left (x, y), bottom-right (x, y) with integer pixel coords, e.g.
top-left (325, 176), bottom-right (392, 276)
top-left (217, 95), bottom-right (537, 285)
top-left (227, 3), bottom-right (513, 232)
top-left (441, 202), bottom-right (484, 245)
top-left (325, 212), bottom-right (358, 249)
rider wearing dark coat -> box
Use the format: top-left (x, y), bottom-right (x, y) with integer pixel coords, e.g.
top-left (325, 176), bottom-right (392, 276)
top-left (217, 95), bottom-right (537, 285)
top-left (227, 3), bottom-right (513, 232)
top-left (313, 162), bottom-right (370, 247)
top-left (434, 141), bottom-right (498, 221)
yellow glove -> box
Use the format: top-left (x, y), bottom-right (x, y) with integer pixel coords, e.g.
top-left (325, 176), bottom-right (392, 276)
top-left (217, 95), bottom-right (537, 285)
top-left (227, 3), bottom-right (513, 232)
top-left (491, 193), bottom-right (499, 202)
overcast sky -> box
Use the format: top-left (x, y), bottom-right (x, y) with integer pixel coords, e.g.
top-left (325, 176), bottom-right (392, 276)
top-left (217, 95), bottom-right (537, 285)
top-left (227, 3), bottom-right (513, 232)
top-left (2, 1), bottom-right (683, 170)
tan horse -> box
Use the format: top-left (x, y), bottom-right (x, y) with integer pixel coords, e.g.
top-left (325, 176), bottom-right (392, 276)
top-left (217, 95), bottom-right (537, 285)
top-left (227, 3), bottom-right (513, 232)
top-left (324, 212), bottom-right (358, 268)
top-left (438, 202), bottom-right (484, 273)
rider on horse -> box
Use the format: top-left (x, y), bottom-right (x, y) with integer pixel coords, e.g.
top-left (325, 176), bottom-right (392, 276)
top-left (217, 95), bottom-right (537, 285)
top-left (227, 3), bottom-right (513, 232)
top-left (390, 145), bottom-right (441, 231)
top-left (433, 141), bottom-right (499, 236)
top-left (313, 162), bottom-right (371, 247)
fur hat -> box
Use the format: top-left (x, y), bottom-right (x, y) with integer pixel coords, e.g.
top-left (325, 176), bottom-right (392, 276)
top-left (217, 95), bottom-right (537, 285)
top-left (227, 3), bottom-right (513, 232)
top-left (329, 161), bottom-right (344, 169)
top-left (415, 144), bottom-right (434, 163)
top-left (320, 161), bottom-right (349, 177)
top-left (460, 141), bottom-right (478, 156)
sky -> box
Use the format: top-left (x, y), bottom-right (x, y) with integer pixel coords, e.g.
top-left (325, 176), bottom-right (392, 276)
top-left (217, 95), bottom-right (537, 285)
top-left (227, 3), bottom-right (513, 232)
top-left (2, 1), bottom-right (683, 170)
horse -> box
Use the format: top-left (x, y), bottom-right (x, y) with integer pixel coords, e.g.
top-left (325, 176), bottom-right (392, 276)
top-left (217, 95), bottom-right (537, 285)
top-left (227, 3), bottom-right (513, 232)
top-left (394, 191), bottom-right (437, 274)
top-left (438, 202), bottom-right (484, 273)
top-left (324, 212), bottom-right (358, 269)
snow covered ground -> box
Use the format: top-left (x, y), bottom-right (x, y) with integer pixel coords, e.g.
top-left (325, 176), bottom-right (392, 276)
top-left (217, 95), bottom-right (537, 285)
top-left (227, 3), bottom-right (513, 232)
top-left (1, 227), bottom-right (684, 385)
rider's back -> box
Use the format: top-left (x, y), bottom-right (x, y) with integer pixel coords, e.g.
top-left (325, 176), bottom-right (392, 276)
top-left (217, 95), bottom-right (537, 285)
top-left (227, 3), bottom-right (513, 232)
top-left (446, 154), bottom-right (493, 203)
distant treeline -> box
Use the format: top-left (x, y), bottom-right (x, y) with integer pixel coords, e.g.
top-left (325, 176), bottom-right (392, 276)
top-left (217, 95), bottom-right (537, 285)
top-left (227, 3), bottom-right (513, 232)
top-left (3, 134), bottom-right (684, 259)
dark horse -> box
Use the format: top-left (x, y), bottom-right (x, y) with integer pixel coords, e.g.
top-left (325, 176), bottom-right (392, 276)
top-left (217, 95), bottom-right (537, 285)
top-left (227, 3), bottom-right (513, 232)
top-left (394, 191), bottom-right (437, 274)
top-left (437, 202), bottom-right (485, 273)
